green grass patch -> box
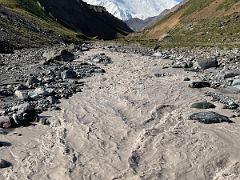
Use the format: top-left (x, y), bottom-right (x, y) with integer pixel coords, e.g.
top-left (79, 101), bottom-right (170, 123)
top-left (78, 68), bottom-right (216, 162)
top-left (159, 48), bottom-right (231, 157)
top-left (217, 0), bottom-right (239, 10)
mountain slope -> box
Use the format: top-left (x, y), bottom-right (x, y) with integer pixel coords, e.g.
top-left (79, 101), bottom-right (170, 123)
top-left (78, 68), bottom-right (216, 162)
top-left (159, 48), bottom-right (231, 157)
top-left (125, 9), bottom-right (171, 32)
top-left (143, 0), bottom-right (240, 47)
top-left (0, 0), bottom-right (132, 48)
top-left (38, 0), bottom-right (132, 39)
top-left (82, 0), bottom-right (179, 20)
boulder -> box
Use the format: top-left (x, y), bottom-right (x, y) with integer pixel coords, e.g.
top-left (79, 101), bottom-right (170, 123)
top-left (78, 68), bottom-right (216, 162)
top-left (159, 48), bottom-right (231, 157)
top-left (184, 77), bottom-right (191, 81)
top-left (191, 101), bottom-right (216, 109)
top-left (0, 89), bottom-right (13, 97)
top-left (61, 70), bottom-right (77, 80)
top-left (172, 61), bottom-right (192, 68)
top-left (0, 159), bottom-right (12, 168)
top-left (89, 53), bottom-right (112, 65)
top-left (11, 103), bottom-right (38, 126)
top-left (46, 96), bottom-right (60, 104)
top-left (14, 90), bottom-right (29, 100)
top-left (28, 88), bottom-right (49, 99)
top-left (223, 70), bottom-right (240, 79)
top-left (224, 101), bottom-right (239, 110)
top-left (189, 82), bottom-right (211, 88)
top-left (0, 116), bottom-right (12, 128)
top-left (0, 41), bottom-right (14, 54)
top-left (43, 48), bottom-right (75, 63)
top-left (189, 111), bottom-right (232, 124)
top-left (232, 79), bottom-right (240, 86)
top-left (233, 85), bottom-right (240, 90)
top-left (26, 76), bottom-right (39, 87)
top-left (194, 57), bottom-right (218, 70)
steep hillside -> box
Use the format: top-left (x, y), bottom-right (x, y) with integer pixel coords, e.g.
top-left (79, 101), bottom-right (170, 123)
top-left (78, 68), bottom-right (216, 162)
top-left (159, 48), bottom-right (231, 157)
top-left (0, 0), bottom-right (132, 49)
top-left (0, 0), bottom-right (80, 48)
top-left (143, 0), bottom-right (240, 47)
top-left (38, 0), bottom-right (132, 39)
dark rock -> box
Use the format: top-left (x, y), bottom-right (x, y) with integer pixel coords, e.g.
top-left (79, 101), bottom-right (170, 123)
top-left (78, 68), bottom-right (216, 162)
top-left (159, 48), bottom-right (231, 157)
top-left (184, 77), bottom-right (191, 81)
top-left (189, 111), bottom-right (232, 124)
top-left (26, 76), bottom-right (39, 87)
top-left (0, 159), bottom-right (12, 168)
top-left (39, 117), bottom-right (50, 125)
top-left (0, 41), bottom-right (14, 54)
top-left (0, 89), bottom-right (14, 97)
top-left (0, 116), bottom-right (12, 128)
top-left (191, 101), bottom-right (216, 109)
top-left (46, 96), bottom-right (60, 104)
top-left (0, 128), bottom-right (8, 135)
top-left (223, 70), bottom-right (240, 79)
top-left (224, 101), bottom-right (239, 110)
top-left (189, 82), bottom-right (211, 88)
top-left (0, 141), bottom-right (11, 147)
top-left (61, 70), bottom-right (77, 79)
top-left (14, 84), bottom-right (28, 91)
top-left (194, 57), bottom-right (218, 70)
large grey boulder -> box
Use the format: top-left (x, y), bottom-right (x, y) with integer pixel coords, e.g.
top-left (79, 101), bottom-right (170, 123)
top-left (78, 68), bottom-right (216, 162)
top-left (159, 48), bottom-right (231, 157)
top-left (232, 79), bottom-right (240, 86)
top-left (189, 111), bottom-right (232, 124)
top-left (194, 57), bottom-right (218, 70)
top-left (43, 48), bottom-right (75, 63)
top-left (28, 88), bottom-right (50, 99)
top-left (0, 116), bottom-right (12, 128)
top-left (12, 103), bottom-right (37, 125)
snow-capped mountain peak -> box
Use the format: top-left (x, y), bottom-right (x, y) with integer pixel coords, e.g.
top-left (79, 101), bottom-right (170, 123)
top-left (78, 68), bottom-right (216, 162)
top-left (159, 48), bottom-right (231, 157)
top-left (82, 0), bottom-right (179, 20)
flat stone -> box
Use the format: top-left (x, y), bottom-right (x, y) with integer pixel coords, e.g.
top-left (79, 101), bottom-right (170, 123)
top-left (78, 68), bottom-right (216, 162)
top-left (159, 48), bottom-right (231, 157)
top-left (223, 70), bottom-right (240, 79)
top-left (191, 101), bottom-right (216, 109)
top-left (189, 111), bottom-right (232, 124)
top-left (221, 87), bottom-right (240, 94)
top-left (0, 159), bottom-right (12, 168)
top-left (189, 82), bottom-right (211, 88)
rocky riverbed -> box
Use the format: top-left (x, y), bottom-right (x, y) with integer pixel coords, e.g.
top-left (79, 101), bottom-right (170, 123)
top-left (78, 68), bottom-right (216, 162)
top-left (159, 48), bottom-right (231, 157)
top-left (0, 43), bottom-right (240, 179)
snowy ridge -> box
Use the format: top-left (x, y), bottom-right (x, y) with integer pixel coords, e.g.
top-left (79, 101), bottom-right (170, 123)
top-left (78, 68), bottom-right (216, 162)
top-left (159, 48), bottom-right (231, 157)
top-left (82, 0), bottom-right (179, 20)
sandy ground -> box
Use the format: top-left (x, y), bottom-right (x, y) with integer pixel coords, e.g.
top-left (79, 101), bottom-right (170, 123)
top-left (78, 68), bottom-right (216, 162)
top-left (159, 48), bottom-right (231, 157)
top-left (1, 47), bottom-right (240, 180)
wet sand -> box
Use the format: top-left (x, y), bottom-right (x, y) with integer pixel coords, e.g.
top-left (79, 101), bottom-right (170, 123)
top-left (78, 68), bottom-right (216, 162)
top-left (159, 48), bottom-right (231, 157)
top-left (1, 47), bottom-right (240, 180)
